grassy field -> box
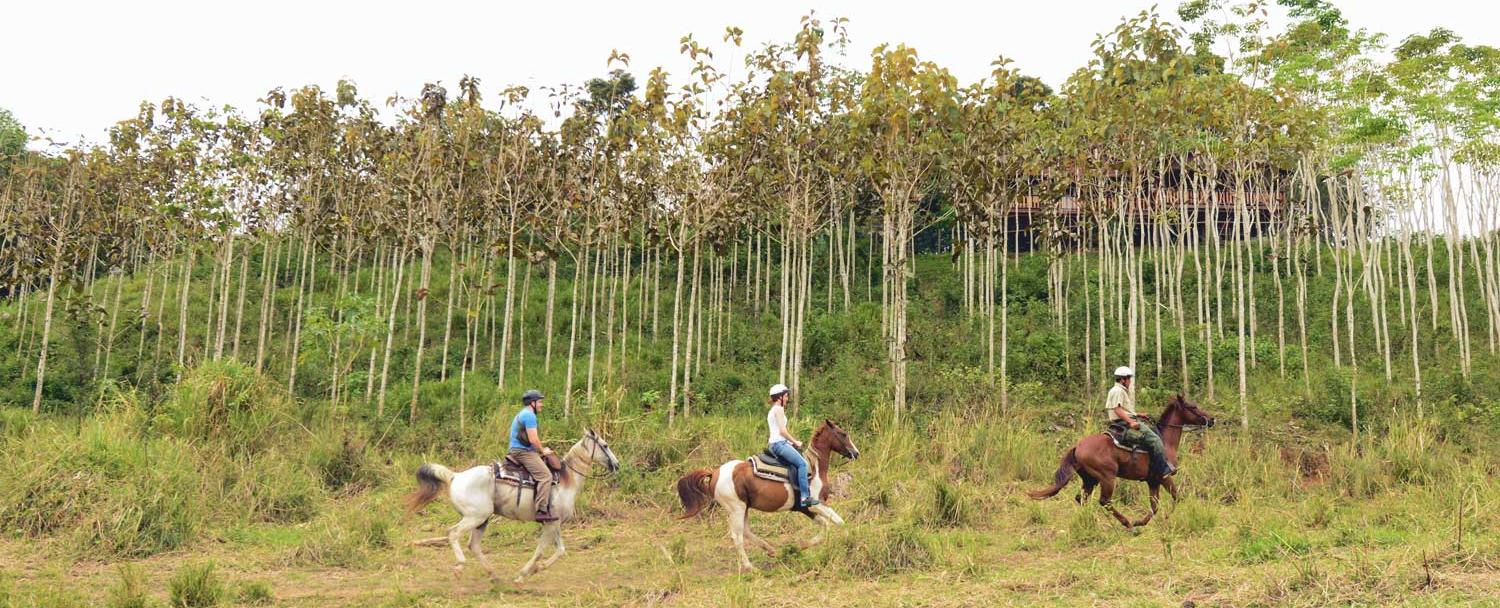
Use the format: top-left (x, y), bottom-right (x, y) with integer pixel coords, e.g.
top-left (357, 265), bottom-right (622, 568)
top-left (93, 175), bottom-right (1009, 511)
top-left (5, 248), bottom-right (1500, 607)
top-left (3, 380), bottom-right (1498, 607)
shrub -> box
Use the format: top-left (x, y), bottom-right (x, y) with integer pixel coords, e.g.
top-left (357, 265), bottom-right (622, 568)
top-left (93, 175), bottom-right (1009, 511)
top-left (235, 581), bottom-right (273, 606)
top-left (304, 429), bottom-right (378, 495)
top-left (291, 505), bottom-right (393, 567)
top-left (929, 479), bottom-right (969, 527)
top-left (242, 453), bottom-right (321, 524)
top-left (168, 563), bottom-right (225, 608)
top-left (152, 361), bottom-right (291, 455)
top-left (818, 522), bottom-right (935, 576)
top-left (106, 564), bottom-right (150, 608)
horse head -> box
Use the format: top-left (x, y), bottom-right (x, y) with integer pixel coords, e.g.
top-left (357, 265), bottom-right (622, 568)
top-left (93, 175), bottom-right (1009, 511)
top-left (1168, 393), bottom-right (1215, 428)
top-left (815, 419), bottom-right (860, 460)
top-left (580, 428), bottom-right (621, 473)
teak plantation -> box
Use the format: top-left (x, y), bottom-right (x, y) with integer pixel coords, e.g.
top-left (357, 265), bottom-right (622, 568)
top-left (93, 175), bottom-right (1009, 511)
top-left (3, 1), bottom-right (1500, 606)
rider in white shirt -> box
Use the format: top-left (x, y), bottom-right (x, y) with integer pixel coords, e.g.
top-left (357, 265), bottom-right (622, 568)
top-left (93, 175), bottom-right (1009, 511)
top-left (766, 383), bottom-right (818, 509)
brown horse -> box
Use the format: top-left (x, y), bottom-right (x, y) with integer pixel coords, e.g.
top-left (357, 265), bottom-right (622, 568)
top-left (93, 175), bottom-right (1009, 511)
top-left (1028, 394), bottom-right (1214, 529)
top-left (676, 420), bottom-right (860, 571)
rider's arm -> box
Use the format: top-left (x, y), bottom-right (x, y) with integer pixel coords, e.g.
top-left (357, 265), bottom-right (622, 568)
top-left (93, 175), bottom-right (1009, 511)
top-left (1113, 406), bottom-right (1139, 429)
top-left (527, 427), bottom-right (552, 454)
top-left (776, 407), bottom-right (799, 446)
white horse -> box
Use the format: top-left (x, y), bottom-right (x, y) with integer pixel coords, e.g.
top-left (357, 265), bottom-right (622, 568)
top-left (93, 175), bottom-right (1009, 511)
top-left (405, 429), bottom-right (620, 583)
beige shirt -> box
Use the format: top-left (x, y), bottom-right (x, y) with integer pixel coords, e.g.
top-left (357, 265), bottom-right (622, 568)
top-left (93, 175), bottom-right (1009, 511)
top-left (1104, 383), bottom-right (1136, 418)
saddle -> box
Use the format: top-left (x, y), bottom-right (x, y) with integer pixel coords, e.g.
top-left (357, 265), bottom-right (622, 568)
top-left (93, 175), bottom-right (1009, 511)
top-left (747, 449), bottom-right (812, 484)
top-left (493, 453), bottom-right (564, 488)
top-left (1105, 420), bottom-right (1151, 454)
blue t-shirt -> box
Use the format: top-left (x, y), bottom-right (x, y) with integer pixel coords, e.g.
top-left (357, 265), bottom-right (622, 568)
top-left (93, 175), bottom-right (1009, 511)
top-left (509, 407), bottom-right (538, 451)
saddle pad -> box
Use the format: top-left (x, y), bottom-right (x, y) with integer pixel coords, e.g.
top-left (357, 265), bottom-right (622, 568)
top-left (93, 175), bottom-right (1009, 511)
top-left (1106, 433), bottom-right (1151, 454)
top-left (747, 455), bottom-right (801, 483)
top-left (493, 462), bottom-right (538, 487)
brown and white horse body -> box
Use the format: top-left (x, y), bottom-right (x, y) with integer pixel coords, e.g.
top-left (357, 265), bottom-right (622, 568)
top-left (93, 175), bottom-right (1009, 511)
top-left (678, 421), bottom-right (859, 571)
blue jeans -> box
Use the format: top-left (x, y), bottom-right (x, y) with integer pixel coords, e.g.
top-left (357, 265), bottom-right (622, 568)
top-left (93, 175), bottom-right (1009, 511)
top-left (769, 440), bottom-right (811, 502)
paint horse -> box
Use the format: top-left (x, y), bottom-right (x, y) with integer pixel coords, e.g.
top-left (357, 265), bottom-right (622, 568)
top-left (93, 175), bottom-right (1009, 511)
top-left (405, 429), bottom-right (620, 583)
top-left (676, 420), bottom-right (860, 571)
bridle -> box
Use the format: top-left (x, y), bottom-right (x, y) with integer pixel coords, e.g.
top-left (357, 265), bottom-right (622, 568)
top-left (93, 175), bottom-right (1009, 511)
top-left (1155, 402), bottom-right (1212, 433)
top-left (564, 434), bottom-right (618, 480)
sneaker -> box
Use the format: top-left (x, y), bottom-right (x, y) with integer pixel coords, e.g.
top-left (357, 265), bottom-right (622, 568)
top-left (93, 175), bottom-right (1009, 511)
top-left (799, 499), bottom-right (821, 509)
top-left (1162, 464), bottom-right (1178, 478)
top-left (534, 511), bottom-right (559, 523)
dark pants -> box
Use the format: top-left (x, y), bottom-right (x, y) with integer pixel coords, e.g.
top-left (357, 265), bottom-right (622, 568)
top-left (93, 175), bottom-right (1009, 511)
top-left (508, 448), bottom-right (553, 513)
top-left (1117, 420), bottom-right (1171, 476)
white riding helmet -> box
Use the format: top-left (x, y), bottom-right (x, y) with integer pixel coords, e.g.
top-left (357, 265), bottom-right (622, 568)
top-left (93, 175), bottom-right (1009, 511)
top-left (1114, 366), bottom-right (1134, 378)
top-left (769, 383), bottom-right (790, 398)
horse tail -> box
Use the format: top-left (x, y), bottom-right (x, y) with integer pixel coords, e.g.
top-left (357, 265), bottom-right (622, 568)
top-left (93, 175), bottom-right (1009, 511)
top-left (676, 468), bottom-right (717, 519)
top-left (404, 463), bottom-right (455, 514)
top-left (1027, 448), bottom-right (1078, 500)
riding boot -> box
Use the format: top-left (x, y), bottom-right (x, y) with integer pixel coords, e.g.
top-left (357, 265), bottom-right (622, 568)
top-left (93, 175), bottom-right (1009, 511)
top-left (1148, 451), bottom-right (1176, 479)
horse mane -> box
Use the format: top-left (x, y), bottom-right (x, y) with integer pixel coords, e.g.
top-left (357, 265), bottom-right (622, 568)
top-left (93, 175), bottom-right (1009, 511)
top-left (1154, 394), bottom-right (1184, 433)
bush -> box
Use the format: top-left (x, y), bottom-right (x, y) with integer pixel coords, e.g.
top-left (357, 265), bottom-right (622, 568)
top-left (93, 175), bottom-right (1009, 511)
top-left (929, 479), bottom-right (969, 528)
top-left (168, 563), bottom-right (225, 608)
top-left (0, 399), bottom-right (206, 558)
top-left (235, 581), bottom-right (273, 606)
top-left (304, 429), bottom-right (378, 495)
top-left (152, 361), bottom-right (293, 455)
top-left (817, 522), bottom-right (935, 576)
top-left (292, 504), bottom-right (393, 567)
top-left (242, 453), bottom-right (321, 524)
top-left (106, 565), bottom-right (150, 608)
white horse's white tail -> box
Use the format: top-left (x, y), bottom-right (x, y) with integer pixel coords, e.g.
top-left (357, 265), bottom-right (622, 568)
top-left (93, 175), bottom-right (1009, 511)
top-left (404, 463), bottom-right (456, 513)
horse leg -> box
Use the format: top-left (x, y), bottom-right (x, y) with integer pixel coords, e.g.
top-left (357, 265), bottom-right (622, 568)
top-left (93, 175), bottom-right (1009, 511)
top-left (741, 512), bottom-right (776, 556)
top-left (1096, 477), bottom-right (1133, 530)
top-left (514, 524), bottom-right (554, 583)
top-left (1075, 472), bottom-right (1098, 505)
top-left (726, 502), bottom-right (755, 572)
top-left (1132, 482), bottom-right (1160, 528)
top-left (538, 524), bottom-right (567, 570)
top-left (467, 519), bottom-right (498, 581)
top-left (1162, 477), bottom-right (1181, 519)
top-left (799, 511), bottom-right (836, 549)
top-left (447, 514), bottom-right (488, 577)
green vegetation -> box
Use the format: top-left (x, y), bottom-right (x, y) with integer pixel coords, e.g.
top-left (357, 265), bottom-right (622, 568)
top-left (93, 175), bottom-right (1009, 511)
top-left (3, 0), bottom-right (1500, 605)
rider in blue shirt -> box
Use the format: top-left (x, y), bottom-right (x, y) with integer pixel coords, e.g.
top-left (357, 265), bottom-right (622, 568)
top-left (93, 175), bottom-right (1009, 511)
top-left (508, 389), bottom-right (557, 522)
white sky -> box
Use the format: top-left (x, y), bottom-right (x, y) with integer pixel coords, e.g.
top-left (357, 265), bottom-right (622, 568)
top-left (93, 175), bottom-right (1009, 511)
top-left (6, 0), bottom-right (1499, 147)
